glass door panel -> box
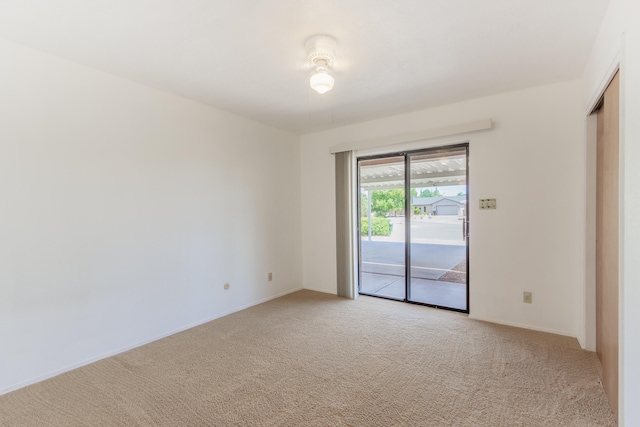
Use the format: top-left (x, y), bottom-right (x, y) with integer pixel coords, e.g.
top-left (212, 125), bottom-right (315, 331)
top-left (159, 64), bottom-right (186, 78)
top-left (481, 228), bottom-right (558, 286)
top-left (358, 156), bottom-right (406, 300)
top-left (357, 144), bottom-right (469, 313)
top-left (408, 148), bottom-right (468, 310)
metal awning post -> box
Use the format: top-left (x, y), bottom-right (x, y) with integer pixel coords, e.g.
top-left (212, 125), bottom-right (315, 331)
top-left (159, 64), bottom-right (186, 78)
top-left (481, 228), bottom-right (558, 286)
top-left (367, 190), bottom-right (372, 241)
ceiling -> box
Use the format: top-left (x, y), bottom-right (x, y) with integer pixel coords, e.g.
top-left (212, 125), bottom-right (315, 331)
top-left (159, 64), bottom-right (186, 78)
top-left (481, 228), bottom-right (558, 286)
top-left (0, 0), bottom-right (610, 134)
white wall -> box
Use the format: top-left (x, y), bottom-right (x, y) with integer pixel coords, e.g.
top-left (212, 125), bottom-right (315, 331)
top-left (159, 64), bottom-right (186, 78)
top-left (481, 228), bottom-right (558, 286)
top-left (584, 0), bottom-right (640, 425)
top-left (0, 38), bottom-right (302, 394)
top-left (301, 80), bottom-right (586, 341)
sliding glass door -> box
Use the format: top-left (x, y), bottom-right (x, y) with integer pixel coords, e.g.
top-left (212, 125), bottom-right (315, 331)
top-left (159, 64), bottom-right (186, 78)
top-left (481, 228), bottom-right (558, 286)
top-left (358, 144), bottom-right (469, 312)
top-left (358, 156), bottom-right (406, 300)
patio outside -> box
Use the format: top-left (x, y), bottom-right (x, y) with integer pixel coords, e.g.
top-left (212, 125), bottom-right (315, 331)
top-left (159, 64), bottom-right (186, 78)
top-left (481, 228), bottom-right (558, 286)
top-left (360, 214), bottom-right (467, 310)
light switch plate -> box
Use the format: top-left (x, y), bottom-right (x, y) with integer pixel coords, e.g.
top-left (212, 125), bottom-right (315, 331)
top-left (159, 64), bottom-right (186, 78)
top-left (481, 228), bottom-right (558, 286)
top-left (480, 198), bottom-right (497, 209)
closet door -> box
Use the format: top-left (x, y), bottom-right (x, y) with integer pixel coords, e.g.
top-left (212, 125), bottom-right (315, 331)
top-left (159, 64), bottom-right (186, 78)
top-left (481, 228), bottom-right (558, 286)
top-left (596, 71), bottom-right (619, 419)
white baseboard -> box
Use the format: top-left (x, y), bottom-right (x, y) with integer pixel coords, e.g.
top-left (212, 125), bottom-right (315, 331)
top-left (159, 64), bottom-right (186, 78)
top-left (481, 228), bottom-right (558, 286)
top-left (467, 314), bottom-right (578, 341)
top-left (1, 286), bottom-right (304, 396)
top-left (301, 286), bottom-right (337, 295)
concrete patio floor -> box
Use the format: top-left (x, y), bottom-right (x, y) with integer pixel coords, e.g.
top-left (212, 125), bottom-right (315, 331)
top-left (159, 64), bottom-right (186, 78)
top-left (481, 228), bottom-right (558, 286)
top-left (359, 216), bottom-right (467, 311)
top-left (360, 272), bottom-right (467, 311)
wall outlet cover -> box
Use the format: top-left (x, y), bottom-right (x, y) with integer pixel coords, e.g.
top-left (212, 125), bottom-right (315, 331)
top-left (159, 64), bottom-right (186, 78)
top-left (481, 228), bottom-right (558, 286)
top-left (480, 198), bottom-right (497, 209)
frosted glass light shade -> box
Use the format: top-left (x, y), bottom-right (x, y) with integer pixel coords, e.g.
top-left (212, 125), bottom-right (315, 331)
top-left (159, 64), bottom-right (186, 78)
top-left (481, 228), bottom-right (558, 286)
top-left (310, 69), bottom-right (334, 94)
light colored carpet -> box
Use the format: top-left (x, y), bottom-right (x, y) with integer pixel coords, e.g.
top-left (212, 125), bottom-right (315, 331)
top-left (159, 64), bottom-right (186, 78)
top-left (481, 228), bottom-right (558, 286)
top-left (0, 290), bottom-right (616, 426)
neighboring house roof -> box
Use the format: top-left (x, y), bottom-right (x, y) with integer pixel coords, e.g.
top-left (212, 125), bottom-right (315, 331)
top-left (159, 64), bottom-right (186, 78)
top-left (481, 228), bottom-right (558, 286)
top-left (412, 196), bottom-right (466, 205)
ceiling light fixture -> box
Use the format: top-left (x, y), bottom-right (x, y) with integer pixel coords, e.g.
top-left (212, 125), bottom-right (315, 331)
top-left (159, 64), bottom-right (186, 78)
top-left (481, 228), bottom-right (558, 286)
top-left (305, 34), bottom-right (336, 94)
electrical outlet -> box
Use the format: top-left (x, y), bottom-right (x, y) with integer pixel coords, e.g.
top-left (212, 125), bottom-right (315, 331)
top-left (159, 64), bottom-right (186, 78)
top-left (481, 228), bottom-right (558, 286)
top-left (224, 283), bottom-right (230, 290)
top-left (523, 291), bottom-right (532, 304)
top-left (268, 272), bottom-right (273, 281)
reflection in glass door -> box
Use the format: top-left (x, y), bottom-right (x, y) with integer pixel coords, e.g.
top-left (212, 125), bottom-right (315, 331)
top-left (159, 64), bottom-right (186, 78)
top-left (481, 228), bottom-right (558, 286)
top-left (358, 145), bottom-right (468, 312)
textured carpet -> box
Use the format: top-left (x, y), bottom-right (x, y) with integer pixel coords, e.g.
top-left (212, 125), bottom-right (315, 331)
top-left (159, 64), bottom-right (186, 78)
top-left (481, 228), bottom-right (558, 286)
top-left (0, 290), bottom-right (616, 426)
